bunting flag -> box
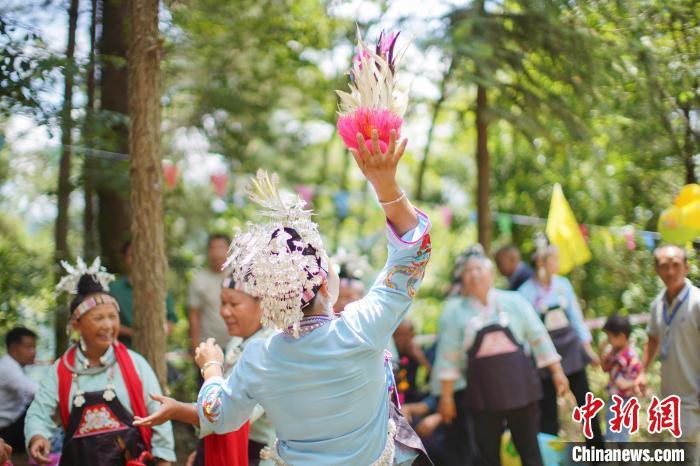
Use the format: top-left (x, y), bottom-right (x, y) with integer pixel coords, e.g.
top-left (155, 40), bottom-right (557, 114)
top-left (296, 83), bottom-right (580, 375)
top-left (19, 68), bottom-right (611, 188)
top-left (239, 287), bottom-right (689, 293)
top-left (439, 205), bottom-right (453, 228)
top-left (546, 184), bottom-right (592, 274)
top-left (210, 173), bottom-right (229, 198)
top-left (642, 231), bottom-right (656, 251)
top-left (623, 226), bottom-right (636, 250)
top-left (162, 160), bottom-right (178, 191)
top-left (497, 213), bottom-right (513, 236)
top-left (333, 191), bottom-right (351, 219)
top-left (295, 185), bottom-right (315, 207)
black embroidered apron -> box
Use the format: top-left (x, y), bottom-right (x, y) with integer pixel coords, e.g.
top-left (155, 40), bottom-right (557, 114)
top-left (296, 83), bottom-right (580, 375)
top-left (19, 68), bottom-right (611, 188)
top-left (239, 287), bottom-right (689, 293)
top-left (59, 391), bottom-right (150, 466)
top-left (463, 323), bottom-right (542, 412)
top-left (539, 303), bottom-right (588, 377)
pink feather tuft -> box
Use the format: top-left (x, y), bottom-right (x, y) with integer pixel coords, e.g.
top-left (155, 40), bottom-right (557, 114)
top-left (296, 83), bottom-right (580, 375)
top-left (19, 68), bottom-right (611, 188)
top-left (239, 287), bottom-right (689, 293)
top-left (337, 108), bottom-right (403, 153)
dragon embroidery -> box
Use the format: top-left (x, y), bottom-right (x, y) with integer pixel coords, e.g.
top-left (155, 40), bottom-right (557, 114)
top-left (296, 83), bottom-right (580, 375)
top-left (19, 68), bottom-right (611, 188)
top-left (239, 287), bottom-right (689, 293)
top-left (384, 234), bottom-right (431, 298)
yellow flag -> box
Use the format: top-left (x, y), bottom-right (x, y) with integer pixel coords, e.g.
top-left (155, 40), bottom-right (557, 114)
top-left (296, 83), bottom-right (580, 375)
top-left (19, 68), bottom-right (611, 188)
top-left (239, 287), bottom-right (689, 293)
top-left (546, 184), bottom-right (592, 274)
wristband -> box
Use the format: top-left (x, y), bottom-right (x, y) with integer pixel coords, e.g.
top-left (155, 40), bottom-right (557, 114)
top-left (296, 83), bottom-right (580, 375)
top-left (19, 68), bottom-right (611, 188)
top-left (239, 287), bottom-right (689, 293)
top-left (200, 360), bottom-right (224, 378)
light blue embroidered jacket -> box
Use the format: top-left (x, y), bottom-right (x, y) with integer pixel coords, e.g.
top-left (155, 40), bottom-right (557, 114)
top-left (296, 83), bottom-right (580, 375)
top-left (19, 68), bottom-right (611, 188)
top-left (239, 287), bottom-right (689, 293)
top-left (197, 209), bottom-right (431, 466)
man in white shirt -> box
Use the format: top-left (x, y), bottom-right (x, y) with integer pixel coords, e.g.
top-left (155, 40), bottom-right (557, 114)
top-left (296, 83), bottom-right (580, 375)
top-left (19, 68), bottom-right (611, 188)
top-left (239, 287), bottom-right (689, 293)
top-left (640, 245), bottom-right (700, 445)
top-left (0, 327), bottom-right (39, 453)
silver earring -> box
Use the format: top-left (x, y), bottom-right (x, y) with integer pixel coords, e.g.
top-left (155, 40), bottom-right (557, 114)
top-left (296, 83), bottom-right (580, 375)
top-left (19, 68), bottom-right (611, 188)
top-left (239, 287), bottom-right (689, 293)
top-left (79, 337), bottom-right (87, 352)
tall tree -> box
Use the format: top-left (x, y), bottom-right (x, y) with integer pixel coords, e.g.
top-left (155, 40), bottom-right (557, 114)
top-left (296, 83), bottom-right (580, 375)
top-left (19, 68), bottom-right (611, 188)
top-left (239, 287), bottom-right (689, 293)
top-left (128, 0), bottom-right (167, 384)
top-left (54, 0), bottom-right (80, 355)
top-left (442, 0), bottom-right (604, 251)
top-left (97, 0), bottom-right (131, 273)
top-left (83, 0), bottom-right (99, 260)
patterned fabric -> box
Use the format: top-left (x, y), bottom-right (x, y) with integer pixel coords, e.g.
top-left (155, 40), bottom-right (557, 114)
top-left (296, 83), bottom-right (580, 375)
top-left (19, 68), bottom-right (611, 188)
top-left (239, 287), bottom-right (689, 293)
top-left (602, 346), bottom-right (642, 398)
top-left (74, 404), bottom-right (127, 438)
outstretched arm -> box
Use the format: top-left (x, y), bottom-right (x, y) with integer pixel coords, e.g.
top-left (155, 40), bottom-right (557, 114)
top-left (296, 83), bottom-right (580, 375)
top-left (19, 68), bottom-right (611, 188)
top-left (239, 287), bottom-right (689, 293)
top-left (343, 130), bottom-right (431, 350)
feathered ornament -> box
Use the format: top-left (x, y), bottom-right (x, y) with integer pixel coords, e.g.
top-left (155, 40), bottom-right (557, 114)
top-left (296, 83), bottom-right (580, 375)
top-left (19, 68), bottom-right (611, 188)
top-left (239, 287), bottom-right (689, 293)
top-left (336, 29), bottom-right (410, 153)
top-left (224, 170), bottom-right (329, 337)
top-left (55, 257), bottom-right (115, 295)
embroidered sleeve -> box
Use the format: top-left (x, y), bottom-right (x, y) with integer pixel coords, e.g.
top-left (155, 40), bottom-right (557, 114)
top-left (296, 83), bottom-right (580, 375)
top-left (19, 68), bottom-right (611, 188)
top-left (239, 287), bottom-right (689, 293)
top-left (197, 353), bottom-right (258, 437)
top-left (342, 208), bottom-right (432, 350)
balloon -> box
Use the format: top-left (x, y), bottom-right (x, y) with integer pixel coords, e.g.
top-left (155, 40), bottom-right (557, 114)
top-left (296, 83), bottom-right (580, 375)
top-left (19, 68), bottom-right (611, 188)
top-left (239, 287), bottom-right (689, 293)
top-left (680, 199), bottom-right (700, 230)
top-left (674, 184), bottom-right (700, 207)
top-left (658, 205), bottom-right (700, 243)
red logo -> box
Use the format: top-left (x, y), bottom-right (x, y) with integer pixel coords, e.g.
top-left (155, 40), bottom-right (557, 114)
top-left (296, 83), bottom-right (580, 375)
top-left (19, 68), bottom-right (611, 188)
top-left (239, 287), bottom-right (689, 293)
top-left (648, 395), bottom-right (682, 438)
top-left (572, 392), bottom-right (605, 439)
top-left (608, 395), bottom-right (640, 435)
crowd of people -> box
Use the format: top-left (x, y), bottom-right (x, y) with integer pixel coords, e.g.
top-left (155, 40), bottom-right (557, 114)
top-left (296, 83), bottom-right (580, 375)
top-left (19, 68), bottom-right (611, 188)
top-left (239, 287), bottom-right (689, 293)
top-left (0, 140), bottom-right (698, 466)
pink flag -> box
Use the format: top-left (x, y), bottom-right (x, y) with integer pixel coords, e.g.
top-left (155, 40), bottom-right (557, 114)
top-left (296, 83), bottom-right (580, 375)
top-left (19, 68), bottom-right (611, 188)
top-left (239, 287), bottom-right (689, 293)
top-left (210, 173), bottom-right (229, 198)
top-left (162, 160), bottom-right (178, 190)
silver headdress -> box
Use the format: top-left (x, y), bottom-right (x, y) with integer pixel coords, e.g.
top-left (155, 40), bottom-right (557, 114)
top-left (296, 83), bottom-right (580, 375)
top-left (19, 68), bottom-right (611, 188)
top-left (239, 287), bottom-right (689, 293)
top-left (56, 257), bottom-right (115, 295)
top-left (224, 170), bottom-right (329, 337)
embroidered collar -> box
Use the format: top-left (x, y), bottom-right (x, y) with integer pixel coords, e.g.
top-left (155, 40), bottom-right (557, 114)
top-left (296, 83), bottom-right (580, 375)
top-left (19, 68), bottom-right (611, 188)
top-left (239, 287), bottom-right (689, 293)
top-left (283, 314), bottom-right (334, 337)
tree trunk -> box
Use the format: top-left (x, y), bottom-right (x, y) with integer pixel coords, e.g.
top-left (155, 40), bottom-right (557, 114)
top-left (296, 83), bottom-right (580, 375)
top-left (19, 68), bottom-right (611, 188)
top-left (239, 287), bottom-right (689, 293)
top-left (98, 0), bottom-right (131, 273)
top-left (128, 0), bottom-right (167, 385)
top-left (415, 61), bottom-right (452, 201)
top-left (682, 107), bottom-right (697, 185)
top-left (54, 0), bottom-right (79, 356)
top-left (83, 0), bottom-right (99, 260)
top-left (475, 84), bottom-right (491, 253)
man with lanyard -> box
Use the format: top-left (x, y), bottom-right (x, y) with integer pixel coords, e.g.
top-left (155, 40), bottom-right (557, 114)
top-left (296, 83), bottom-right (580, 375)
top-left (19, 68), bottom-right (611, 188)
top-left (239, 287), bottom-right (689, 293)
top-left (639, 245), bottom-right (700, 448)
top-left (434, 247), bottom-right (569, 466)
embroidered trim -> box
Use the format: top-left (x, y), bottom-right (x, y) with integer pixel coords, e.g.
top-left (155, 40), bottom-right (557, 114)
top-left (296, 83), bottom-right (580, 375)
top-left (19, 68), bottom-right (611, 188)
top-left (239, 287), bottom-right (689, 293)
top-left (74, 295), bottom-right (120, 320)
top-left (384, 234), bottom-right (431, 298)
top-left (201, 385), bottom-right (223, 423)
top-left (74, 404), bottom-right (128, 438)
top-left (260, 419), bottom-right (397, 466)
top-left (282, 315), bottom-right (334, 338)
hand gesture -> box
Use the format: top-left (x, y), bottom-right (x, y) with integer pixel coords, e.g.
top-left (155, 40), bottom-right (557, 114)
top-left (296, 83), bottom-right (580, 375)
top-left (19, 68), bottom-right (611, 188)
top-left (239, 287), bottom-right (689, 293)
top-left (194, 338), bottom-right (224, 370)
top-left (28, 435), bottom-right (51, 465)
top-left (134, 393), bottom-right (180, 427)
top-left (350, 129), bottom-right (407, 195)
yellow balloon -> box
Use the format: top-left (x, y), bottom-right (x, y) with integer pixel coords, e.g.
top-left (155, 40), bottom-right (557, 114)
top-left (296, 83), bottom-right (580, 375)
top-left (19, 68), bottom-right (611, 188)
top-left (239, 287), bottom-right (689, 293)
top-left (674, 184), bottom-right (700, 207)
top-left (681, 199), bottom-right (700, 230)
top-left (658, 205), bottom-right (700, 243)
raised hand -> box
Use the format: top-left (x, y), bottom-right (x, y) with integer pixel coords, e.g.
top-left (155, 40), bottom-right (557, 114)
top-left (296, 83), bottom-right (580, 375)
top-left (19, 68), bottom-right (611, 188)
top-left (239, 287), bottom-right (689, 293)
top-left (350, 129), bottom-right (407, 192)
top-left (350, 129), bottom-right (417, 236)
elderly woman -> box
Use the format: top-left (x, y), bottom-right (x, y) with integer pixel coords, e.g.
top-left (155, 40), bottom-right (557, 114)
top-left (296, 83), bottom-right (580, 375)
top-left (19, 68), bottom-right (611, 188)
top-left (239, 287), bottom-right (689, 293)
top-left (135, 277), bottom-right (276, 466)
top-left (433, 247), bottom-right (568, 466)
top-left (518, 244), bottom-right (602, 444)
top-left (24, 259), bottom-right (175, 466)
